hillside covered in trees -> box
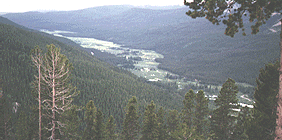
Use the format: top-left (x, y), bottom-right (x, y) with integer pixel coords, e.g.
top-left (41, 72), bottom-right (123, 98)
top-left (3, 6), bottom-right (281, 85)
top-left (0, 7), bottom-right (280, 139)
top-left (0, 16), bottom-right (184, 134)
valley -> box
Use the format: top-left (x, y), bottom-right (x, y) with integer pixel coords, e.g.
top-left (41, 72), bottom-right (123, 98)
top-left (41, 29), bottom-right (179, 83)
top-left (1, 2), bottom-right (282, 139)
top-left (3, 6), bottom-right (281, 85)
top-left (41, 29), bottom-right (255, 107)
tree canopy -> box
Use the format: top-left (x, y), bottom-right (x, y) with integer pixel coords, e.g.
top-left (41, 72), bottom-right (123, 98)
top-left (184, 1), bottom-right (282, 139)
top-left (185, 0), bottom-right (282, 37)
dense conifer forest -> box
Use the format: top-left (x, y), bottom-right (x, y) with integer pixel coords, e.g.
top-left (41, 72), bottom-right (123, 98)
top-left (0, 15), bottom-right (279, 139)
top-left (0, 18), bottom-right (182, 138)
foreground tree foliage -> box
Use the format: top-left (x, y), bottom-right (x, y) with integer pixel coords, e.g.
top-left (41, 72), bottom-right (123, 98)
top-left (184, 0), bottom-right (282, 37)
top-left (210, 78), bottom-right (238, 139)
top-left (167, 109), bottom-right (180, 139)
top-left (95, 109), bottom-right (105, 140)
top-left (234, 106), bottom-right (251, 140)
top-left (105, 115), bottom-right (117, 140)
top-left (184, 1), bottom-right (282, 139)
top-left (141, 101), bottom-right (158, 140)
top-left (182, 89), bottom-right (195, 129)
top-left (82, 100), bottom-right (96, 139)
top-left (156, 107), bottom-right (167, 140)
top-left (121, 96), bottom-right (139, 140)
top-left (194, 90), bottom-right (209, 137)
top-left (246, 62), bottom-right (279, 139)
top-left (61, 105), bottom-right (81, 139)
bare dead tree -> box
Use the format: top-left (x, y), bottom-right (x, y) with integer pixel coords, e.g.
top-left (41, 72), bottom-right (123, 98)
top-left (40, 44), bottom-right (77, 140)
top-left (31, 46), bottom-right (43, 140)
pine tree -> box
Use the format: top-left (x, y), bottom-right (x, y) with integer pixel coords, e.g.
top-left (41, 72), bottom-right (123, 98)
top-left (182, 89), bottom-right (195, 129)
top-left (167, 109), bottom-right (180, 140)
top-left (40, 44), bottom-right (77, 139)
top-left (105, 115), bottom-right (117, 140)
top-left (210, 78), bottom-right (238, 140)
top-left (184, 1), bottom-right (282, 138)
top-left (246, 62), bottom-right (279, 139)
top-left (95, 109), bottom-right (105, 140)
top-left (184, 0), bottom-right (282, 37)
top-left (121, 96), bottom-right (139, 140)
top-left (83, 100), bottom-right (96, 140)
top-left (233, 106), bottom-right (251, 140)
top-left (141, 100), bottom-right (158, 140)
top-left (177, 123), bottom-right (203, 140)
top-left (194, 90), bottom-right (209, 136)
top-left (156, 107), bottom-right (167, 140)
top-left (61, 105), bottom-right (81, 140)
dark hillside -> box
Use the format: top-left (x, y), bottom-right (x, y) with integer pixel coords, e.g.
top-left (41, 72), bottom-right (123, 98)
top-left (0, 17), bottom-right (182, 129)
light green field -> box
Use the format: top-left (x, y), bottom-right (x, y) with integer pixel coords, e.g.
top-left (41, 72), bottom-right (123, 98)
top-left (66, 36), bottom-right (175, 82)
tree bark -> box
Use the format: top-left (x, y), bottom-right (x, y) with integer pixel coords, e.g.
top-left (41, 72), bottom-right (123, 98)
top-left (276, 18), bottom-right (282, 140)
top-left (38, 56), bottom-right (42, 140)
top-left (31, 47), bottom-right (43, 140)
top-left (51, 52), bottom-right (56, 139)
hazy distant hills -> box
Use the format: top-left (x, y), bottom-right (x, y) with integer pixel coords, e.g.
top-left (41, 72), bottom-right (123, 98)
top-left (3, 5), bottom-right (282, 85)
top-left (2, 5), bottom-right (190, 33)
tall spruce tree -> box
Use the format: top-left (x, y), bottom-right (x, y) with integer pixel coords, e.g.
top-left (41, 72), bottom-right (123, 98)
top-left (61, 105), bottom-right (81, 140)
top-left (210, 78), bottom-right (238, 140)
top-left (233, 106), bottom-right (251, 140)
top-left (194, 90), bottom-right (209, 136)
top-left (156, 107), bottom-right (167, 140)
top-left (182, 89), bottom-right (195, 129)
top-left (105, 115), bottom-right (117, 140)
top-left (184, 1), bottom-right (282, 138)
top-left (141, 100), bottom-right (158, 140)
top-left (95, 109), bottom-right (105, 140)
top-left (121, 96), bottom-right (139, 140)
top-left (246, 62), bottom-right (279, 139)
top-left (83, 100), bottom-right (96, 140)
top-left (177, 122), bottom-right (203, 140)
top-left (167, 109), bottom-right (180, 140)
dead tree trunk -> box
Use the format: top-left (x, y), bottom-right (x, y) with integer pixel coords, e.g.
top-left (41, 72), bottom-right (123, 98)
top-left (276, 19), bottom-right (282, 140)
top-left (51, 50), bottom-right (56, 139)
top-left (40, 44), bottom-right (76, 139)
top-left (31, 46), bottom-right (43, 140)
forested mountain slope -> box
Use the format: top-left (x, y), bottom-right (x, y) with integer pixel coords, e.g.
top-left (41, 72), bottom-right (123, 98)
top-left (3, 6), bottom-right (282, 85)
top-left (0, 17), bottom-right (182, 128)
